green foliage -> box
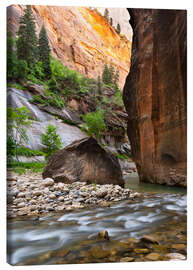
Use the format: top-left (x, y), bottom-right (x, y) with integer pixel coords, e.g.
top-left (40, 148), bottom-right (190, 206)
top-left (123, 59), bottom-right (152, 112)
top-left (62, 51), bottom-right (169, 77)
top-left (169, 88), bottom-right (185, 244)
top-left (114, 152), bottom-right (128, 160)
top-left (41, 124), bottom-right (62, 159)
top-left (38, 25), bottom-right (51, 78)
top-left (27, 61), bottom-right (44, 83)
top-left (7, 82), bottom-right (27, 91)
top-left (111, 90), bottom-right (124, 107)
top-left (48, 76), bottom-right (58, 92)
top-left (16, 5), bottom-right (38, 67)
top-left (16, 59), bottom-right (29, 80)
top-left (102, 64), bottom-right (110, 85)
top-left (7, 32), bottom-right (17, 80)
top-left (13, 167), bottom-right (27, 175)
top-left (7, 136), bottom-right (16, 160)
top-left (102, 63), bottom-right (118, 88)
top-left (31, 91), bottom-right (66, 109)
top-left (16, 146), bottom-right (45, 157)
top-left (7, 106), bottom-right (31, 161)
top-left (8, 161), bottom-right (46, 174)
top-left (82, 108), bottom-right (107, 138)
top-left (78, 86), bottom-right (89, 96)
top-left (97, 75), bottom-right (102, 95)
top-left (50, 57), bottom-right (80, 86)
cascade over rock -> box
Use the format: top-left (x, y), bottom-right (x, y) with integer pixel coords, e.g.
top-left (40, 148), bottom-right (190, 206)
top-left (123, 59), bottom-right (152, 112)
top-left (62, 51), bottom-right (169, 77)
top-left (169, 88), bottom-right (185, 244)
top-left (123, 9), bottom-right (187, 186)
top-left (42, 137), bottom-right (124, 186)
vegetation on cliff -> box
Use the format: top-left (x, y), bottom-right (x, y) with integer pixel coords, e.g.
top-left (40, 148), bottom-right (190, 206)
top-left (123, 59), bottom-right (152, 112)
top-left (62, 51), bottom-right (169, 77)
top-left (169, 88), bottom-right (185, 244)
top-left (7, 5), bottom-right (130, 172)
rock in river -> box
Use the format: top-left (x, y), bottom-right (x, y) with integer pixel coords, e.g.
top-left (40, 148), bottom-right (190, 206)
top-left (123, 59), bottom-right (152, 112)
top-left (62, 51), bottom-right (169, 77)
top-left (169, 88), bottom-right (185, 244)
top-left (42, 137), bottom-right (124, 186)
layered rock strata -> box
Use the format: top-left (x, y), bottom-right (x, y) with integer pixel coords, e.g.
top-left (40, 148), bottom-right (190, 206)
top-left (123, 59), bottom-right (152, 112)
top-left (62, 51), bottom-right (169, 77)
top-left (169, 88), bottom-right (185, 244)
top-left (123, 9), bottom-right (187, 186)
top-left (7, 5), bottom-right (132, 89)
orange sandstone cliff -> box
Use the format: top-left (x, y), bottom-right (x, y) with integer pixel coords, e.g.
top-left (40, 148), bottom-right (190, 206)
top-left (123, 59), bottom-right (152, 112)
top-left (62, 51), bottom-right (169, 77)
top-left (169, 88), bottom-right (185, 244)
top-left (7, 5), bottom-right (132, 89)
top-left (123, 9), bottom-right (187, 187)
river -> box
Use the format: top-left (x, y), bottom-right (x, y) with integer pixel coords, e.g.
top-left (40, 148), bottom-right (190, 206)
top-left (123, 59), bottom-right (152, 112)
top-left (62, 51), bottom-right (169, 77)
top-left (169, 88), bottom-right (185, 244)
top-left (7, 173), bottom-right (187, 265)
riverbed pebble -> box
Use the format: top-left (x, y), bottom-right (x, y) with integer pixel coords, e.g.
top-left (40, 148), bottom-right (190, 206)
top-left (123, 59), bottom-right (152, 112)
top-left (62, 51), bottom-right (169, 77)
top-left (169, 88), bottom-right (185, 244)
top-left (43, 178), bottom-right (54, 187)
top-left (7, 171), bottom-right (141, 218)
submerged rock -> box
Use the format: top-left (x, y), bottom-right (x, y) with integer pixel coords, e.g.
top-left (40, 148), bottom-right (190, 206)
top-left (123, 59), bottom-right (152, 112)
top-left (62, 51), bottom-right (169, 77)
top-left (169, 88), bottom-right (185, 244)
top-left (42, 137), bottom-right (124, 186)
top-left (140, 235), bottom-right (159, 245)
top-left (98, 230), bottom-right (109, 240)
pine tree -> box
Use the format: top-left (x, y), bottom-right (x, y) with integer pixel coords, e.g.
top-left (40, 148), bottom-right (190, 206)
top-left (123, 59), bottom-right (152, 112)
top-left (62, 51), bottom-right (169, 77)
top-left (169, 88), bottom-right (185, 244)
top-left (97, 75), bottom-right (102, 95)
top-left (16, 5), bottom-right (38, 67)
top-left (104, 9), bottom-right (109, 22)
top-left (38, 25), bottom-right (51, 78)
top-left (41, 124), bottom-right (62, 159)
top-left (110, 17), bottom-right (113, 26)
top-left (102, 64), bottom-right (110, 85)
top-left (116, 23), bottom-right (121, 34)
top-left (7, 31), bottom-right (15, 80)
top-left (109, 63), bottom-right (115, 84)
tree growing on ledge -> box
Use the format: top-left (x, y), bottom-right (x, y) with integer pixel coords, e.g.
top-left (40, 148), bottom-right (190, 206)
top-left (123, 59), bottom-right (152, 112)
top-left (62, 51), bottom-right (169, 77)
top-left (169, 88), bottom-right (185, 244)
top-left (16, 5), bottom-right (38, 67)
top-left (116, 23), bottom-right (121, 34)
top-left (102, 64), bottom-right (111, 85)
top-left (38, 25), bottom-right (51, 78)
top-left (110, 17), bottom-right (113, 26)
top-left (104, 8), bottom-right (109, 22)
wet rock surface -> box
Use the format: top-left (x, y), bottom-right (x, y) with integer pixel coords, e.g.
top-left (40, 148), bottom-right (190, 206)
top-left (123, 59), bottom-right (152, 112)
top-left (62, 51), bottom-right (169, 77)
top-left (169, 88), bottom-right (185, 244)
top-left (42, 137), bottom-right (124, 186)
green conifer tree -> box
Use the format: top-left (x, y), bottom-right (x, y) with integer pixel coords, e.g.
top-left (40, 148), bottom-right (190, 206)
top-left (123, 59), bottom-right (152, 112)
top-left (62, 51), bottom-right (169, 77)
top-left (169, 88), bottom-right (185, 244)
top-left (116, 23), bottom-right (121, 34)
top-left (104, 8), bottom-right (109, 22)
top-left (109, 63), bottom-right (115, 84)
top-left (102, 64), bottom-right (110, 85)
top-left (110, 17), bottom-right (113, 26)
top-left (97, 75), bottom-right (102, 95)
top-left (16, 5), bottom-right (38, 67)
top-left (38, 25), bottom-right (51, 78)
top-left (7, 31), bottom-right (15, 80)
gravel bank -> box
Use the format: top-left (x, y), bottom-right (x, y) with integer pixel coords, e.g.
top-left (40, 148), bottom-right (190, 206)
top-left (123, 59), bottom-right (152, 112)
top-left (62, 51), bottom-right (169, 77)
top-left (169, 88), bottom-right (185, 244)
top-left (7, 171), bottom-right (142, 218)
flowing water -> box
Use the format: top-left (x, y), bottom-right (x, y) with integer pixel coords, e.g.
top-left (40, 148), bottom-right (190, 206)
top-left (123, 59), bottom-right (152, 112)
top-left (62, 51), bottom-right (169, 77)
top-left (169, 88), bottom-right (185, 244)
top-left (7, 174), bottom-right (187, 265)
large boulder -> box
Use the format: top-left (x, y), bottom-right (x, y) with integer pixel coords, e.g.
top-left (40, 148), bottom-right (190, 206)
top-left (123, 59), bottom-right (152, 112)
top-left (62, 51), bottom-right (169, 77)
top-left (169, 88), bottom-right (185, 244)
top-left (42, 137), bottom-right (124, 186)
top-left (123, 9), bottom-right (187, 186)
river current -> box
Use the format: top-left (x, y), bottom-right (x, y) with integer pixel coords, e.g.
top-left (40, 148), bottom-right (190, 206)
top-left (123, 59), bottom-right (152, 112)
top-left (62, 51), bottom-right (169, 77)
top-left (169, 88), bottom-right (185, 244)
top-left (7, 174), bottom-right (187, 265)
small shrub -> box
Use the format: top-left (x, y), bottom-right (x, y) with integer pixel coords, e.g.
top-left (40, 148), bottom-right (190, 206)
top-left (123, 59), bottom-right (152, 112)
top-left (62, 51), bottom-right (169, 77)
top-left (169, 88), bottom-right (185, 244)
top-left (16, 146), bottom-right (45, 157)
top-left (48, 76), bottom-right (58, 92)
top-left (13, 167), bottom-right (27, 175)
top-left (114, 152), bottom-right (128, 160)
top-left (111, 90), bottom-right (124, 107)
top-left (82, 108), bottom-right (107, 138)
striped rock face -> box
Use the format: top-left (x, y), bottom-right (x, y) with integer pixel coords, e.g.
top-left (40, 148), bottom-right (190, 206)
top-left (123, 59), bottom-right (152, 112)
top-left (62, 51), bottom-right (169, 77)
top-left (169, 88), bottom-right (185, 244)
top-left (7, 5), bottom-right (132, 89)
top-left (123, 9), bottom-right (187, 187)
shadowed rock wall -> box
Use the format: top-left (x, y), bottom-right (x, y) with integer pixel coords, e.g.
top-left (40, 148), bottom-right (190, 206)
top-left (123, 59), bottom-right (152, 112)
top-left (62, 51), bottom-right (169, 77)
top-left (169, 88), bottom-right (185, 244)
top-left (123, 9), bottom-right (187, 186)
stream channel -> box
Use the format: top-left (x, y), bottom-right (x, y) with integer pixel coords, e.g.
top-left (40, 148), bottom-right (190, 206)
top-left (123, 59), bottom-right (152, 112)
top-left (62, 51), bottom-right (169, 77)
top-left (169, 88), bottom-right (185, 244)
top-left (7, 173), bottom-right (187, 265)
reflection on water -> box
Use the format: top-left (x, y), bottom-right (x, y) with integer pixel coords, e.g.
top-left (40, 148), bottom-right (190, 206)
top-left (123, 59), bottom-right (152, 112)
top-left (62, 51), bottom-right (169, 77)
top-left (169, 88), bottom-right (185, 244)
top-left (124, 172), bottom-right (186, 194)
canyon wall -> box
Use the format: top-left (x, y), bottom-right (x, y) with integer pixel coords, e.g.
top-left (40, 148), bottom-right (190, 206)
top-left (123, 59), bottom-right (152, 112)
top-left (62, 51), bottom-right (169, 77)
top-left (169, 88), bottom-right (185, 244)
top-left (123, 9), bottom-right (187, 186)
top-left (7, 5), bottom-right (132, 89)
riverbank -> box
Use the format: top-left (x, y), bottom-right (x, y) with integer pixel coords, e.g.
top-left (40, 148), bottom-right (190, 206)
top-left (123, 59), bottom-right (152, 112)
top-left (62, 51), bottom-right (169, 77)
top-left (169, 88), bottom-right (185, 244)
top-left (7, 170), bottom-right (142, 218)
